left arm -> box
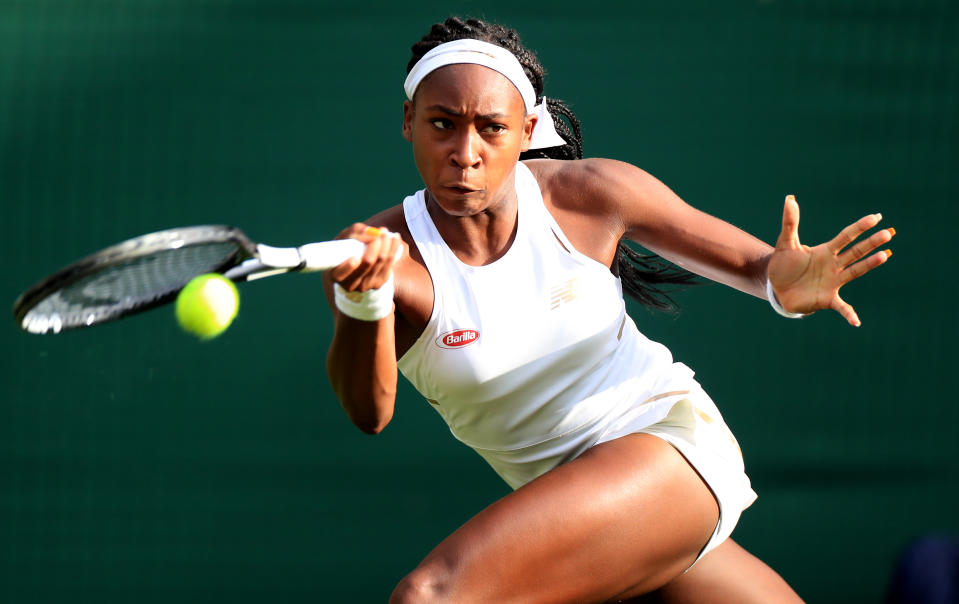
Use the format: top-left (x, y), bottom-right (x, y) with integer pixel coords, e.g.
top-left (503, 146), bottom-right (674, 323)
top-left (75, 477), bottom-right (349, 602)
top-left (536, 158), bottom-right (895, 325)
top-left (541, 158), bottom-right (777, 296)
top-left (614, 163), bottom-right (775, 298)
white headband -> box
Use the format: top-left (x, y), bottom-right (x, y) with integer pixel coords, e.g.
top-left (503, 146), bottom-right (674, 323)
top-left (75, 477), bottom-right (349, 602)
top-left (403, 39), bottom-right (567, 150)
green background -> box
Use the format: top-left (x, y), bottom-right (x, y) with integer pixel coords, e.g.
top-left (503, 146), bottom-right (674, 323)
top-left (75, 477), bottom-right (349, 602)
top-left (2, 1), bottom-right (956, 602)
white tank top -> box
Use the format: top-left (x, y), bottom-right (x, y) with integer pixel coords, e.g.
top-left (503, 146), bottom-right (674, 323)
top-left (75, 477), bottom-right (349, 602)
top-left (398, 163), bottom-right (697, 473)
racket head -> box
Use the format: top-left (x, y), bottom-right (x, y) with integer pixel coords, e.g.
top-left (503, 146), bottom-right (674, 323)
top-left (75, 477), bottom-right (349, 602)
top-left (14, 225), bottom-right (255, 334)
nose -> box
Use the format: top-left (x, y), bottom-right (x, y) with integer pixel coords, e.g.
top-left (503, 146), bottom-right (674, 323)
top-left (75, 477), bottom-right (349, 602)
top-left (450, 128), bottom-right (481, 169)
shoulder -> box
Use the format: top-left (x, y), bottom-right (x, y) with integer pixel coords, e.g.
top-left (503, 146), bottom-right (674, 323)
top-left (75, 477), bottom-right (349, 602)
top-left (522, 158), bottom-right (661, 218)
top-left (520, 158), bottom-right (691, 263)
top-left (364, 203), bottom-right (408, 234)
top-left (520, 158), bottom-right (661, 266)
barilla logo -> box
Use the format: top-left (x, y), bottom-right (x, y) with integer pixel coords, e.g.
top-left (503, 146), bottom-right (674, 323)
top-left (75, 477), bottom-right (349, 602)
top-left (436, 329), bottom-right (480, 349)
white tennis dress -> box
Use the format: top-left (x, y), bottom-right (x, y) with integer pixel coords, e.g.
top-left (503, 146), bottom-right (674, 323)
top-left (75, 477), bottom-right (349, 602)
top-left (397, 162), bottom-right (757, 556)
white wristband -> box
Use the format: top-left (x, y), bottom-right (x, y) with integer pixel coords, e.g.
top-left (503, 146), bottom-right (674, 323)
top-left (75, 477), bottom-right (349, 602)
top-left (334, 275), bottom-right (395, 321)
top-left (765, 278), bottom-right (809, 319)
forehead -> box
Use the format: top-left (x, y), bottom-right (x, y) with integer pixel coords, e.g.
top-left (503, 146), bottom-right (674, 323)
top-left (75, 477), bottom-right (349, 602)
top-left (413, 64), bottom-right (526, 115)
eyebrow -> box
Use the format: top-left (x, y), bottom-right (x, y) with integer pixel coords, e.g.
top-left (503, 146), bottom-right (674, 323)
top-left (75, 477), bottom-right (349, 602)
top-left (424, 104), bottom-right (511, 121)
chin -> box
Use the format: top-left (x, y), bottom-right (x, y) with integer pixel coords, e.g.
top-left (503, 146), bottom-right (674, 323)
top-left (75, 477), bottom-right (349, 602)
top-left (428, 190), bottom-right (488, 216)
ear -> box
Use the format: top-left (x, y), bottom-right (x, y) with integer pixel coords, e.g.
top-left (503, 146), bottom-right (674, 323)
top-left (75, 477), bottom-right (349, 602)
top-left (402, 100), bottom-right (413, 142)
top-left (519, 113), bottom-right (537, 153)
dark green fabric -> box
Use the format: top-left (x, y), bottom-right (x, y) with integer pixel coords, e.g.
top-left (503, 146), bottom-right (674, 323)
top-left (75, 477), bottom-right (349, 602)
top-left (2, 1), bottom-right (956, 601)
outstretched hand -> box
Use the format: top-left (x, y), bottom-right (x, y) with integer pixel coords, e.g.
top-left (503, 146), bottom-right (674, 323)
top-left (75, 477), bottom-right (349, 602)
top-left (767, 195), bottom-right (895, 327)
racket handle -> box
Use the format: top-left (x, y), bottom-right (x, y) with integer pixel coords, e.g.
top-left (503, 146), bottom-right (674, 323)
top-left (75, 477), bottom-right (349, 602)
top-left (298, 239), bottom-right (366, 272)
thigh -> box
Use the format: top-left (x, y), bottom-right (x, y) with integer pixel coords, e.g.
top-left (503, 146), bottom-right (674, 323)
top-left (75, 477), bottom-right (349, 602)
top-left (630, 539), bottom-right (804, 604)
top-left (392, 433), bottom-right (719, 604)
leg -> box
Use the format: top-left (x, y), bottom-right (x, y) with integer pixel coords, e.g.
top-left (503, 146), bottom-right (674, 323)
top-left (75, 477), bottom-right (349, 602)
top-left (629, 539), bottom-right (804, 604)
top-left (390, 433), bottom-right (719, 604)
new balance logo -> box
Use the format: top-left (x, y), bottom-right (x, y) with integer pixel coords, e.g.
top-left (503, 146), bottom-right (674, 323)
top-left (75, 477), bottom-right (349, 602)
top-left (550, 278), bottom-right (579, 309)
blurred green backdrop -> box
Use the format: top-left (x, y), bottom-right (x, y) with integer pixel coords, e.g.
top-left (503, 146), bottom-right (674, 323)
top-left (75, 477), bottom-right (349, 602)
top-left (2, 1), bottom-right (956, 602)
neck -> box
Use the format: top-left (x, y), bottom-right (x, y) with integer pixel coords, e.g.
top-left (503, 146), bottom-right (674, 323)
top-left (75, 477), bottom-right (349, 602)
top-left (425, 176), bottom-right (519, 267)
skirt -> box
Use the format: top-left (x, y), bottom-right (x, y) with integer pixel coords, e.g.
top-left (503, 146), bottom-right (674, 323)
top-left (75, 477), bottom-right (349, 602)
top-left (470, 377), bottom-right (757, 567)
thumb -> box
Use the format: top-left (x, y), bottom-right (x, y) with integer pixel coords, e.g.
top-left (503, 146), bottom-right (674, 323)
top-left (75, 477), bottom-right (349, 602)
top-left (776, 194), bottom-right (801, 249)
top-left (329, 255), bottom-right (362, 283)
top-left (832, 293), bottom-right (862, 328)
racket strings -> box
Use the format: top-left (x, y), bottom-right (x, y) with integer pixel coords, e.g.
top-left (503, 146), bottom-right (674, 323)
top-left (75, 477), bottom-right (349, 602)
top-left (22, 242), bottom-right (240, 333)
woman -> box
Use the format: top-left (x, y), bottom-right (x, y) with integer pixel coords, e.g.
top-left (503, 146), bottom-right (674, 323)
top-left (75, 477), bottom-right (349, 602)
top-left (323, 17), bottom-right (894, 603)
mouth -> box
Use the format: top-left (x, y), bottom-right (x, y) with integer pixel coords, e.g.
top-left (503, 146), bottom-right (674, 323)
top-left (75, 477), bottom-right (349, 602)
top-left (444, 183), bottom-right (482, 195)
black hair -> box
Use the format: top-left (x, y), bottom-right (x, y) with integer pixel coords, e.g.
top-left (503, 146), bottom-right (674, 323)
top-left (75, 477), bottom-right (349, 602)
top-left (408, 17), bottom-right (699, 312)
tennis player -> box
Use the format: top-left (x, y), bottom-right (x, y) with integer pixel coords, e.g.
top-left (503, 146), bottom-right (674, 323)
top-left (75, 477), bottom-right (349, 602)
top-left (322, 17), bottom-right (894, 603)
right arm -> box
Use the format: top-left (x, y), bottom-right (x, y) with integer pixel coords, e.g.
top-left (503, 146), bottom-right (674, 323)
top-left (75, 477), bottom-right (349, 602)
top-left (323, 224), bottom-right (407, 434)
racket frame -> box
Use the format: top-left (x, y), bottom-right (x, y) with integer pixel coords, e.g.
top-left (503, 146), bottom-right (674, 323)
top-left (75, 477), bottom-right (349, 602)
top-left (14, 225), bottom-right (366, 334)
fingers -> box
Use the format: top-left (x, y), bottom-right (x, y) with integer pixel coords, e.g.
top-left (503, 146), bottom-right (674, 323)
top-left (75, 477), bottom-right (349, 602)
top-left (775, 195), bottom-right (801, 250)
top-left (837, 227), bottom-right (895, 268)
top-left (827, 213), bottom-right (883, 254)
top-left (330, 223), bottom-right (407, 291)
top-left (833, 233), bottom-right (893, 326)
top-left (335, 223), bottom-right (389, 244)
top-left (839, 247), bottom-right (893, 285)
top-left (770, 195), bottom-right (893, 327)
top-left (363, 230), bottom-right (404, 286)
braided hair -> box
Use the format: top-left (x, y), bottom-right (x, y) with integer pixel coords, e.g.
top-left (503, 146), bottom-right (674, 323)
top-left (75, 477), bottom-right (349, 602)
top-left (408, 17), bottom-right (699, 312)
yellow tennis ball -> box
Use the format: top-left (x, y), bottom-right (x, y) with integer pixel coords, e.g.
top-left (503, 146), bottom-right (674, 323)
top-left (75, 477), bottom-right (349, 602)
top-left (175, 274), bottom-right (239, 339)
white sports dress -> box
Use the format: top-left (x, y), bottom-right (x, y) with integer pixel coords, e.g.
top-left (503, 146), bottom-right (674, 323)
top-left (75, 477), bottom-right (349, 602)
top-left (397, 162), bottom-right (757, 557)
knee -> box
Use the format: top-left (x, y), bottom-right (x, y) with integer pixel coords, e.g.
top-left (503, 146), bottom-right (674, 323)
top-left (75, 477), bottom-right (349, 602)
top-left (390, 565), bottom-right (452, 604)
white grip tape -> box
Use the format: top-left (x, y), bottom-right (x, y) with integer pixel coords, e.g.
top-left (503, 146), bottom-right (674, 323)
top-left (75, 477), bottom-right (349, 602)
top-left (256, 244), bottom-right (304, 268)
top-left (765, 278), bottom-right (809, 319)
top-left (334, 275), bottom-right (395, 321)
top-left (299, 239), bottom-right (366, 272)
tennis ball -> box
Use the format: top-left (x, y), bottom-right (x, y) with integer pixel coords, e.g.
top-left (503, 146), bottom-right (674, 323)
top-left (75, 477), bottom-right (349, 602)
top-left (175, 273), bottom-right (239, 339)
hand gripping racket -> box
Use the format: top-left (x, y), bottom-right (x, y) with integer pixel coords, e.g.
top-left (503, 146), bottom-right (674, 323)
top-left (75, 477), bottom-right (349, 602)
top-left (13, 225), bottom-right (365, 335)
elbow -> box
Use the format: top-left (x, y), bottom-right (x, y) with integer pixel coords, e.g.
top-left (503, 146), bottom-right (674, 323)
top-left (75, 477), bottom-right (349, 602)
top-left (326, 353), bottom-right (397, 435)
top-left (356, 421), bottom-right (389, 435)
top-left (338, 390), bottom-right (395, 435)
top-left (351, 408), bottom-right (393, 435)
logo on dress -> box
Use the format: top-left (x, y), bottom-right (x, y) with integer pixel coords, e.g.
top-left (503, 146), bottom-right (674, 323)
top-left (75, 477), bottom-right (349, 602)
top-left (436, 329), bottom-right (480, 349)
top-left (550, 277), bottom-right (580, 309)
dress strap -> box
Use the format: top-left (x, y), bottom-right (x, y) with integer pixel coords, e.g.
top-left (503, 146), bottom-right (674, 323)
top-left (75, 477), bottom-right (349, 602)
top-left (402, 191), bottom-right (446, 310)
top-left (515, 162), bottom-right (596, 266)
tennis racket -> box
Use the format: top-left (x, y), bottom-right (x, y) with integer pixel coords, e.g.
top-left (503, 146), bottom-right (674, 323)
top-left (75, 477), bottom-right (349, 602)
top-left (13, 225), bottom-right (365, 335)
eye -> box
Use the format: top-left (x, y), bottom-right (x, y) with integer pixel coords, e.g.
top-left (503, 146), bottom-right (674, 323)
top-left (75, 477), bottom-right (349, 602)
top-left (430, 118), bottom-right (453, 130)
top-left (482, 123), bottom-right (507, 134)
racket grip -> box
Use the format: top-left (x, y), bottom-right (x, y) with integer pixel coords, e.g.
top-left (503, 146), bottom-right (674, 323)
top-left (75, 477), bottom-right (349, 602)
top-left (299, 239), bottom-right (366, 272)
